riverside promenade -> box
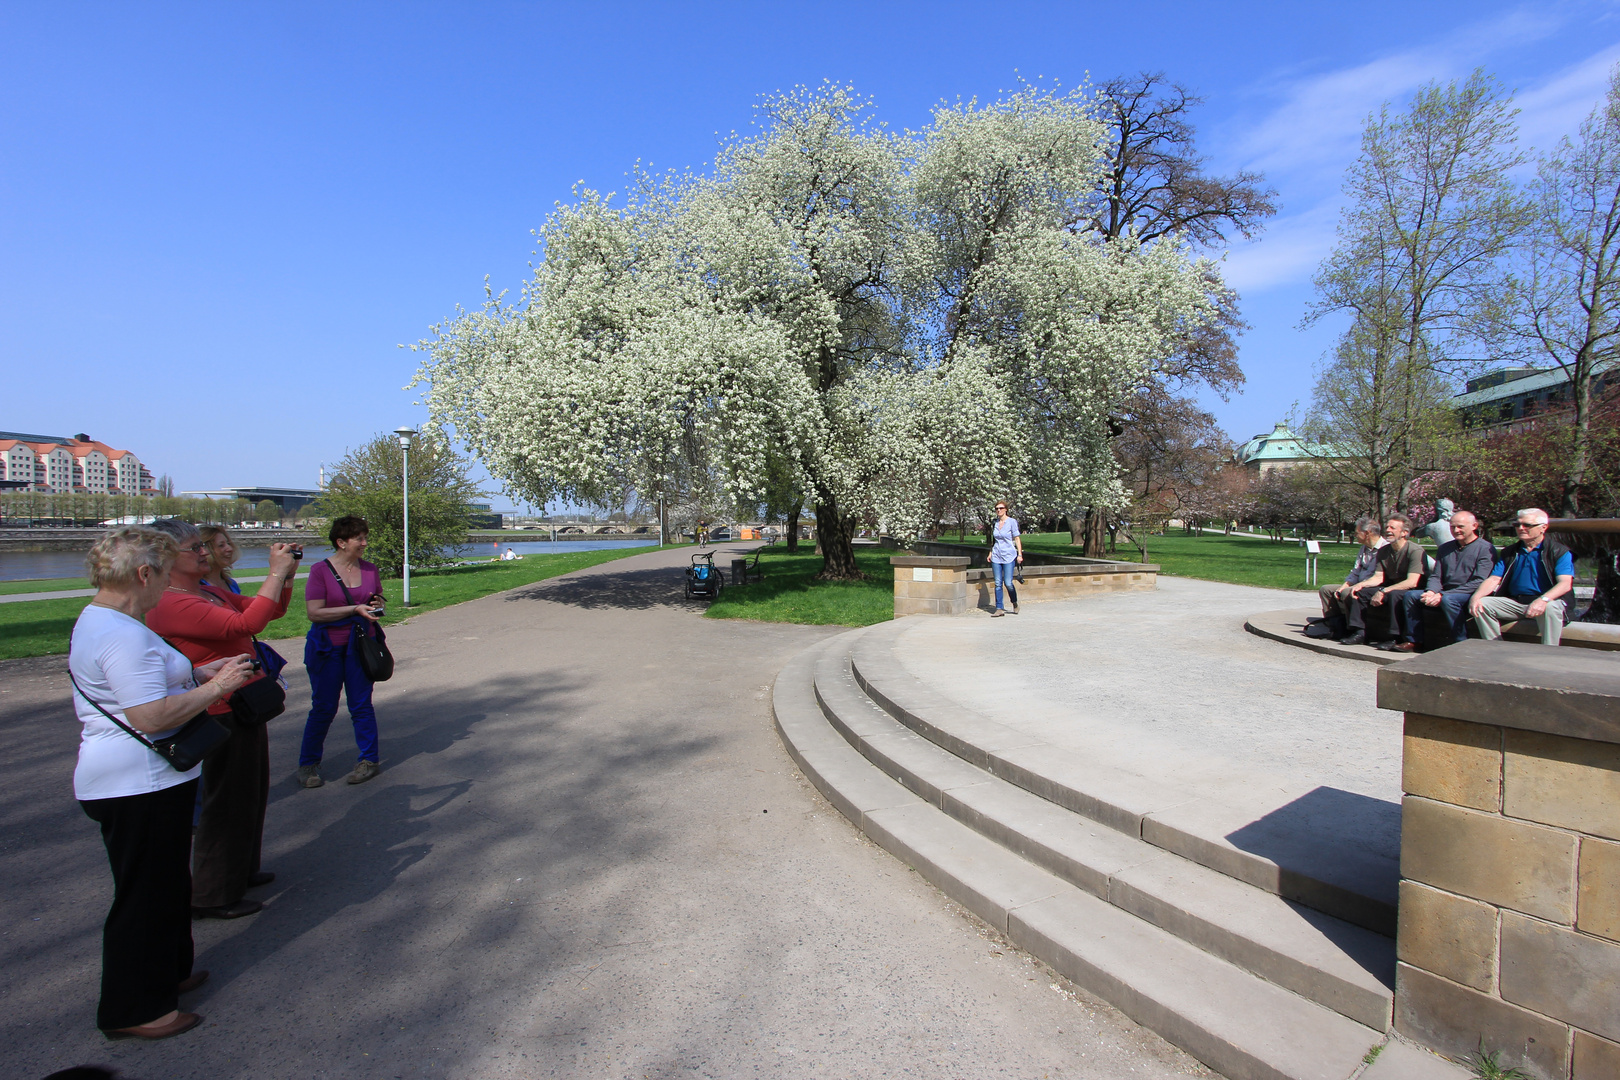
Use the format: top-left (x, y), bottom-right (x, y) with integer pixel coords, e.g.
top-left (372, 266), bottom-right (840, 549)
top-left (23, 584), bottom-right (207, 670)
top-left (1, 544), bottom-right (1209, 1080)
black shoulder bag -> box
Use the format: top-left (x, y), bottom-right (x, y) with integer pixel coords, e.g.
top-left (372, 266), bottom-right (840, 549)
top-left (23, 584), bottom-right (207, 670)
top-left (68, 669), bottom-right (228, 772)
top-left (323, 559), bottom-right (394, 682)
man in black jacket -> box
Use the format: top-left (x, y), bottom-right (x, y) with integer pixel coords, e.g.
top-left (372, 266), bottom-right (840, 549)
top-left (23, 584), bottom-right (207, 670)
top-left (1383, 510), bottom-right (1495, 652)
top-left (1469, 508), bottom-right (1575, 646)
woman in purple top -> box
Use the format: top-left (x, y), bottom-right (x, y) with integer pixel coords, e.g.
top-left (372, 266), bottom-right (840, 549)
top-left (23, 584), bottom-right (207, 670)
top-left (297, 515), bottom-right (387, 788)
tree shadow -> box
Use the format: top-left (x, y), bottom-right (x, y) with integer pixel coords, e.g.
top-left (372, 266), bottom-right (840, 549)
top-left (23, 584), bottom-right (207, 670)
top-left (503, 544), bottom-right (763, 613)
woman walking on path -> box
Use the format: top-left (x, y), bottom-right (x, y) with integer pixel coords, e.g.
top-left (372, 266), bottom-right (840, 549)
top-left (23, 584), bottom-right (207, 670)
top-left (69, 527), bottom-right (253, 1039)
top-left (990, 501), bottom-right (1023, 617)
top-left (298, 515), bottom-right (388, 788)
top-left (146, 520), bottom-right (297, 919)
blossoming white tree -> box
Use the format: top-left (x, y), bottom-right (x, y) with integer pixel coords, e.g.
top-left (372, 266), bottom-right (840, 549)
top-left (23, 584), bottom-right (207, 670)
top-left (414, 83), bottom-right (1223, 578)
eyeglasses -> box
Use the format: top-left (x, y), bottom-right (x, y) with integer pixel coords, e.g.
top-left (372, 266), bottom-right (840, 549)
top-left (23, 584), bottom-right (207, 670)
top-left (1515, 522), bottom-right (1546, 530)
top-left (184, 543), bottom-right (209, 554)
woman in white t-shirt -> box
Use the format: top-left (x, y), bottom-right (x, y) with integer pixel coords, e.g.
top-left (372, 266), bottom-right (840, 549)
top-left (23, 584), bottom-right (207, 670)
top-left (69, 527), bottom-right (253, 1041)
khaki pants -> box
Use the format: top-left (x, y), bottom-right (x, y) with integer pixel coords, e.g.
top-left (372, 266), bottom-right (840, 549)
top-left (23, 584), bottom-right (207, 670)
top-left (1473, 596), bottom-right (1567, 646)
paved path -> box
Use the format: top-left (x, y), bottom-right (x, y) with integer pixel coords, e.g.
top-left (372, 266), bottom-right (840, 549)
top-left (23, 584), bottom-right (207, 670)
top-left (897, 576), bottom-right (1403, 805)
top-left (0, 545), bottom-right (1208, 1080)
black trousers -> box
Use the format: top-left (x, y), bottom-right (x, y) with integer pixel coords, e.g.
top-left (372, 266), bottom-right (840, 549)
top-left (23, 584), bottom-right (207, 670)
top-left (192, 716), bottom-right (269, 908)
top-left (80, 778), bottom-right (198, 1030)
top-left (1346, 592), bottom-right (1404, 640)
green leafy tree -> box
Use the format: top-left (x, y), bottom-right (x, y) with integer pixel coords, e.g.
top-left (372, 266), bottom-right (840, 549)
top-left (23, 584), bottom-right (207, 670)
top-left (256, 499), bottom-right (280, 524)
top-left (316, 433), bottom-right (486, 577)
top-left (1304, 70), bottom-right (1527, 516)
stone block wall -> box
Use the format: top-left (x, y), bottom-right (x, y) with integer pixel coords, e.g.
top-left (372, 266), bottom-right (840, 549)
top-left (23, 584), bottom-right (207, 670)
top-left (1379, 643), bottom-right (1620, 1080)
top-left (890, 556), bottom-right (970, 617)
top-left (965, 563), bottom-right (1157, 609)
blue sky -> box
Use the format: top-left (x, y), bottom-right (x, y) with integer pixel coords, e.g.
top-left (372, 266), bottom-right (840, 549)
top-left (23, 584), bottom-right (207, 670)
top-left (3, 2), bottom-right (1618, 511)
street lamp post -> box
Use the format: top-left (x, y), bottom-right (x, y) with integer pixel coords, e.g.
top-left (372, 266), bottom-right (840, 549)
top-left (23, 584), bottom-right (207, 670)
top-left (395, 426), bottom-right (417, 606)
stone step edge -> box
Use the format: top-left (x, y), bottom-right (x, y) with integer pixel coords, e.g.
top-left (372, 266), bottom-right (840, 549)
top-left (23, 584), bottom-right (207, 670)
top-left (772, 636), bottom-right (1385, 1080)
top-left (848, 619), bottom-right (1398, 937)
top-left (811, 645), bottom-right (1395, 1033)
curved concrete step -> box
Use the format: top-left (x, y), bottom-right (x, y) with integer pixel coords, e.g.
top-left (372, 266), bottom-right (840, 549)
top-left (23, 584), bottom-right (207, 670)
top-left (812, 643), bottom-right (1394, 1032)
top-left (773, 636), bottom-right (1384, 1080)
top-left (849, 620), bottom-right (1399, 936)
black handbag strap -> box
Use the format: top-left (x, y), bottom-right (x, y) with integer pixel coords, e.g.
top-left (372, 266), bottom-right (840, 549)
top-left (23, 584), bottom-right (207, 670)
top-left (323, 559), bottom-right (377, 637)
top-left (67, 667), bottom-right (166, 754)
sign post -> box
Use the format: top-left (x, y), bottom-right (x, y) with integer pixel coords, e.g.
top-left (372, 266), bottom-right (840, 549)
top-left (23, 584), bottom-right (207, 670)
top-left (1304, 539), bottom-right (1321, 586)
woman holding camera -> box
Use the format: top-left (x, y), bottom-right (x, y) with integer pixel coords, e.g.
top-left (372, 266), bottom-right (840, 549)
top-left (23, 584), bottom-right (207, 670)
top-left (298, 515), bottom-right (387, 788)
top-left (70, 527), bottom-right (255, 1039)
top-left (146, 519), bottom-right (297, 919)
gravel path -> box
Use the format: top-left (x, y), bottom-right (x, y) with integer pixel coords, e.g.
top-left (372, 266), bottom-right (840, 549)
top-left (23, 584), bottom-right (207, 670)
top-left (894, 575), bottom-right (1404, 805)
top-left (0, 545), bottom-right (1209, 1080)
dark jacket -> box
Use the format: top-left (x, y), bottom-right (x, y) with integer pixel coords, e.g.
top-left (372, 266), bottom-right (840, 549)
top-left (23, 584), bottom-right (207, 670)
top-left (1492, 536), bottom-right (1574, 624)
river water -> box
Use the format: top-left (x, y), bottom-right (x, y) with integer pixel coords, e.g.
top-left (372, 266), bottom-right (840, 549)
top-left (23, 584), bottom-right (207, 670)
top-left (0, 538), bottom-right (658, 582)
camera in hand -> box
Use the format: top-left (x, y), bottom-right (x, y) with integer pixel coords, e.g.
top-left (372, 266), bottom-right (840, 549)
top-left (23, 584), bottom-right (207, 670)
top-left (289, 545), bottom-right (304, 559)
top-left (249, 658), bottom-right (263, 673)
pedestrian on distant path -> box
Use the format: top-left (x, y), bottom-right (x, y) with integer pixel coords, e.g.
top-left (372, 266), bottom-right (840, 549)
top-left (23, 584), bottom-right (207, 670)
top-left (68, 526), bottom-right (254, 1040)
top-left (989, 501), bottom-right (1023, 617)
top-left (297, 515), bottom-right (388, 788)
top-left (147, 519), bottom-right (296, 920)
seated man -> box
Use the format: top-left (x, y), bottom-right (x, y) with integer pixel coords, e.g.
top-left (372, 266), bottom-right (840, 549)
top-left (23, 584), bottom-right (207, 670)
top-left (1383, 509), bottom-right (1495, 652)
top-left (1339, 513), bottom-right (1426, 646)
top-left (1312, 516), bottom-right (1385, 638)
top-left (1469, 508), bottom-right (1575, 645)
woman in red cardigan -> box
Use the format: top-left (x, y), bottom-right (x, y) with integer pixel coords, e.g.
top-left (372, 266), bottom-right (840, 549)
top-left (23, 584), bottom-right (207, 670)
top-left (146, 520), bottom-right (299, 919)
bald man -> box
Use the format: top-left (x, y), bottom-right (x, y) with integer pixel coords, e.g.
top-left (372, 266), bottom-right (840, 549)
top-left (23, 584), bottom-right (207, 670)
top-left (1383, 509), bottom-right (1496, 653)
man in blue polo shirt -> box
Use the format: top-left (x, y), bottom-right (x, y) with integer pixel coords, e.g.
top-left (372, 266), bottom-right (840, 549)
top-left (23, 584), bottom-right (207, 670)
top-left (1469, 508), bottom-right (1575, 645)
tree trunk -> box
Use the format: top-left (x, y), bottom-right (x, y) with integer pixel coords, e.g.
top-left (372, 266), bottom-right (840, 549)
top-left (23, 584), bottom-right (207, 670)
top-left (813, 494), bottom-right (861, 580)
top-left (1563, 375), bottom-right (1592, 518)
top-left (786, 501), bottom-right (801, 553)
top-left (1081, 506), bottom-right (1107, 558)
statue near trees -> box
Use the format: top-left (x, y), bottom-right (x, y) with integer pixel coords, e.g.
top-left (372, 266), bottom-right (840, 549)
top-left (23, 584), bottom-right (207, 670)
top-left (414, 82), bottom-right (1228, 579)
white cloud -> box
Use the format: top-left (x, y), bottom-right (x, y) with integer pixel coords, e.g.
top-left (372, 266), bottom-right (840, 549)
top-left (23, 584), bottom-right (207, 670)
top-left (1219, 203), bottom-right (1340, 293)
top-left (1515, 42), bottom-right (1620, 152)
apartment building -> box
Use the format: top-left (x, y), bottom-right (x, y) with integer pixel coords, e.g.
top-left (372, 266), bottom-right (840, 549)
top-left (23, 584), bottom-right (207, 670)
top-left (0, 430), bottom-right (157, 494)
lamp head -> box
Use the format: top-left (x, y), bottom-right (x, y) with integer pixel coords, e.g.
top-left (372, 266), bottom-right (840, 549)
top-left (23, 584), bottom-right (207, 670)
top-left (394, 425), bottom-right (417, 449)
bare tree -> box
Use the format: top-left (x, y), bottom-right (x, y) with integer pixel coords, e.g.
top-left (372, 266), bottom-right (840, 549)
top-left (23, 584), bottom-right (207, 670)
top-left (1495, 66), bottom-right (1620, 515)
top-left (1068, 73), bottom-right (1276, 553)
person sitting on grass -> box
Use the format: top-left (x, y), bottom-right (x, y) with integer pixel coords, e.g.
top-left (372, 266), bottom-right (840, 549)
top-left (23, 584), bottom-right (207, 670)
top-left (1469, 508), bottom-right (1575, 646)
top-left (1381, 510), bottom-right (1495, 653)
top-left (1337, 514), bottom-right (1426, 647)
top-left (1309, 516), bottom-right (1384, 639)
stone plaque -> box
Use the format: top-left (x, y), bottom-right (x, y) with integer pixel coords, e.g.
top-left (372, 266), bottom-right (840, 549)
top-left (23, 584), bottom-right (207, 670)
top-left (914, 567), bottom-right (934, 582)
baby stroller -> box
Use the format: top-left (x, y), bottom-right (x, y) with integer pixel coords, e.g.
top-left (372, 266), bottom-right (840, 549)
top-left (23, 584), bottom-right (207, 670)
top-left (685, 551), bottom-right (724, 601)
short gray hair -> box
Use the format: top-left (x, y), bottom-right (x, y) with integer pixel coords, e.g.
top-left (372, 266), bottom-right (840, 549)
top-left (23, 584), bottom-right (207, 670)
top-left (1385, 513), bottom-right (1412, 533)
top-left (86, 526), bottom-right (178, 589)
top-left (1354, 515), bottom-right (1378, 536)
top-left (1516, 508), bottom-right (1550, 526)
top-left (148, 518), bottom-right (201, 544)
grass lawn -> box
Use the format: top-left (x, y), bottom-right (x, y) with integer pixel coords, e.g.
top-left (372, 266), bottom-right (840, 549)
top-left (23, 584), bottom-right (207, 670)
top-left (705, 545), bottom-right (894, 627)
top-left (0, 544), bottom-right (665, 661)
top-left (0, 576), bottom-right (89, 595)
top-left (947, 530), bottom-right (1395, 592)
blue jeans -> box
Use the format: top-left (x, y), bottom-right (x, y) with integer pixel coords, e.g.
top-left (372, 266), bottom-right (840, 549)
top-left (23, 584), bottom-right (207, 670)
top-left (1399, 589), bottom-right (1473, 645)
top-left (300, 626), bottom-right (378, 766)
top-left (992, 560), bottom-right (1019, 610)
